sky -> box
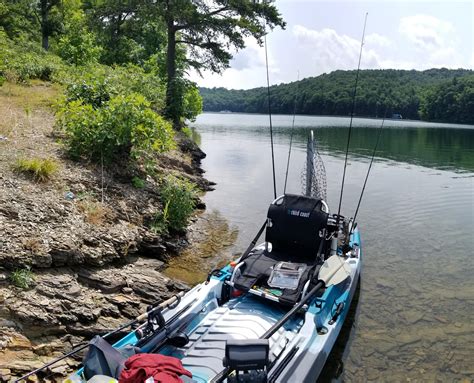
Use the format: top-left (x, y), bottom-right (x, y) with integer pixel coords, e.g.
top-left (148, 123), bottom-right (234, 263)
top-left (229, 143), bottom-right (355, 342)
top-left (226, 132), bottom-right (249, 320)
top-left (188, 0), bottom-right (474, 89)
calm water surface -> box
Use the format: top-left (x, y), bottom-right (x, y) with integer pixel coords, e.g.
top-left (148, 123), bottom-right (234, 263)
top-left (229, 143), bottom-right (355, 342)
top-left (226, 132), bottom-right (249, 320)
top-left (187, 113), bottom-right (474, 382)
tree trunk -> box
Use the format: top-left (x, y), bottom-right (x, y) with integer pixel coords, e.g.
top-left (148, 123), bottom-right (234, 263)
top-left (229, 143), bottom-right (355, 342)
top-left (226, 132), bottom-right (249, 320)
top-left (164, 19), bottom-right (181, 129)
top-left (40, 0), bottom-right (49, 50)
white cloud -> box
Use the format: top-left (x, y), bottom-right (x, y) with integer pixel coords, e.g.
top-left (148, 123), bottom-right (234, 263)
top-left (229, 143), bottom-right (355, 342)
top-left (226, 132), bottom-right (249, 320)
top-left (399, 14), bottom-right (453, 50)
top-left (365, 33), bottom-right (392, 48)
top-left (292, 25), bottom-right (385, 72)
top-left (230, 39), bottom-right (266, 70)
top-left (398, 14), bottom-right (463, 67)
top-left (188, 36), bottom-right (280, 89)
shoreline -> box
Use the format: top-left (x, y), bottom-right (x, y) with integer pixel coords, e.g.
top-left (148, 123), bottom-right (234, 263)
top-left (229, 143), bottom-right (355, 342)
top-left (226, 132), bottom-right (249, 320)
top-left (0, 81), bottom-right (221, 381)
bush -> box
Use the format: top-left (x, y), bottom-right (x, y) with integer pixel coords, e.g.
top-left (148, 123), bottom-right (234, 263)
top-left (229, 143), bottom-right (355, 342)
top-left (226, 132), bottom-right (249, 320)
top-left (153, 175), bottom-right (197, 233)
top-left (77, 200), bottom-right (109, 225)
top-left (14, 157), bottom-right (58, 181)
top-left (63, 64), bottom-right (165, 111)
top-left (0, 31), bottom-right (65, 83)
top-left (66, 75), bottom-right (110, 108)
top-left (10, 268), bottom-right (34, 289)
top-left (132, 176), bottom-right (146, 189)
top-left (57, 93), bottom-right (175, 162)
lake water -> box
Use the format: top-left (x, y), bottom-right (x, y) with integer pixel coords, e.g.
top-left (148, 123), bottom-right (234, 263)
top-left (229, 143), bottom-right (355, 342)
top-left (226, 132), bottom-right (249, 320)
top-left (187, 113), bottom-right (474, 382)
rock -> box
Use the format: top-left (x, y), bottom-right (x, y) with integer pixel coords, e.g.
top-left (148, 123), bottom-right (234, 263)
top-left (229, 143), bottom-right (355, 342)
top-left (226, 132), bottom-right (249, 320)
top-left (77, 269), bottom-right (127, 293)
top-left (0, 369), bottom-right (11, 382)
top-left (400, 310), bottom-right (425, 325)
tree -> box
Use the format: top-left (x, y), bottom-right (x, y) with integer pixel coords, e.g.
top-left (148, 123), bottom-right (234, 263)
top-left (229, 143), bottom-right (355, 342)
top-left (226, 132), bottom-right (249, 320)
top-left (84, 0), bottom-right (167, 65)
top-left (0, 0), bottom-right (62, 49)
top-left (157, 0), bottom-right (285, 128)
top-left (39, 0), bottom-right (60, 49)
top-left (57, 10), bottom-right (101, 65)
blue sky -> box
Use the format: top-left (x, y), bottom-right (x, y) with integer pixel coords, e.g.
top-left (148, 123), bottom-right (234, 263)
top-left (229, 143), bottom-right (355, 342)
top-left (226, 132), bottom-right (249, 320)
top-left (189, 0), bottom-right (474, 89)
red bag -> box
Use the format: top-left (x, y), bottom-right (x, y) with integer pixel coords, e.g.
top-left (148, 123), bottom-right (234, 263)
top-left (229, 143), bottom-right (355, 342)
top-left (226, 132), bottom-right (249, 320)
top-left (119, 353), bottom-right (192, 383)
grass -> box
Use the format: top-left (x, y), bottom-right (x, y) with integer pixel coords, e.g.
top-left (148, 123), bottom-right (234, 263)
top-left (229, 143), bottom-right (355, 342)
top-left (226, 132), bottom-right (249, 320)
top-left (9, 268), bottom-right (34, 289)
top-left (23, 238), bottom-right (42, 253)
top-left (132, 176), bottom-right (145, 189)
top-left (0, 80), bottom-right (61, 110)
top-left (152, 175), bottom-right (197, 233)
top-left (14, 157), bottom-right (59, 182)
top-left (78, 200), bottom-right (109, 225)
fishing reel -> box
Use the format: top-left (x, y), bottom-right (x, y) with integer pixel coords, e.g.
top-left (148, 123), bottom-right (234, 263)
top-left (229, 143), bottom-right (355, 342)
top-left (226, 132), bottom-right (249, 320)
top-left (136, 305), bottom-right (166, 340)
top-left (327, 214), bottom-right (353, 257)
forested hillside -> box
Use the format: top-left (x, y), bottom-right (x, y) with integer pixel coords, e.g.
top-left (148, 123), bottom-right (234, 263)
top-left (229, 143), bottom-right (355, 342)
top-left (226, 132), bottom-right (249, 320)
top-left (200, 69), bottom-right (474, 124)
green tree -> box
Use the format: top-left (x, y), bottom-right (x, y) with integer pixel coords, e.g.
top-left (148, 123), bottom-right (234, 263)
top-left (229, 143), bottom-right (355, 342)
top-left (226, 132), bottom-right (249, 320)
top-left (84, 0), bottom-right (167, 65)
top-left (57, 10), bottom-right (101, 65)
top-left (157, 0), bottom-right (285, 128)
top-left (0, 0), bottom-right (62, 49)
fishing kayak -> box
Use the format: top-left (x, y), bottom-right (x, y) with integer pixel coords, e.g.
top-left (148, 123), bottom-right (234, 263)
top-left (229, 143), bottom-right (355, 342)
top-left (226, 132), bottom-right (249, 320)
top-left (62, 193), bottom-right (361, 383)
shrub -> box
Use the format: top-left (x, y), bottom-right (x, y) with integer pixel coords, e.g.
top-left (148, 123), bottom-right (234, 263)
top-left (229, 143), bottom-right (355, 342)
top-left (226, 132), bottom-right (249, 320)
top-left (65, 75), bottom-right (110, 108)
top-left (10, 268), bottom-right (34, 289)
top-left (132, 176), bottom-right (145, 189)
top-left (181, 126), bottom-right (193, 139)
top-left (14, 157), bottom-right (58, 182)
top-left (63, 64), bottom-right (165, 111)
top-left (153, 175), bottom-right (197, 233)
top-left (77, 200), bottom-right (109, 225)
top-left (0, 31), bottom-right (65, 83)
top-left (56, 93), bottom-right (175, 162)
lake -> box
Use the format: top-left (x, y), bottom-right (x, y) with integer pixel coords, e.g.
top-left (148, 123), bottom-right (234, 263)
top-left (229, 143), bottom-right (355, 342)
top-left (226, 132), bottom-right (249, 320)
top-left (187, 112), bottom-right (474, 382)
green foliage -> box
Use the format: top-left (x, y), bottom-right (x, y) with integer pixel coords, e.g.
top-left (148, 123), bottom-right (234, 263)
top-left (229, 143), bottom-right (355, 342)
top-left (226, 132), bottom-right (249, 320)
top-left (57, 93), bottom-right (175, 162)
top-left (181, 126), bottom-right (193, 139)
top-left (9, 268), bottom-right (34, 289)
top-left (65, 72), bottom-right (110, 108)
top-left (14, 157), bottom-right (59, 182)
top-left (420, 75), bottom-right (474, 124)
top-left (153, 175), bottom-right (197, 233)
top-left (84, 0), bottom-right (167, 65)
top-left (0, 31), bottom-right (65, 83)
top-left (57, 10), bottom-right (101, 66)
top-left (200, 68), bottom-right (474, 121)
top-left (183, 84), bottom-right (203, 122)
top-left (158, 0), bottom-right (285, 125)
top-left (132, 176), bottom-right (145, 189)
top-left (63, 64), bottom-right (166, 111)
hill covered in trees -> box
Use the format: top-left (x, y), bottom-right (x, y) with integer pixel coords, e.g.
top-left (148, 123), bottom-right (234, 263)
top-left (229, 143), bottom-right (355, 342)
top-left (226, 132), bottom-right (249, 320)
top-left (200, 69), bottom-right (474, 124)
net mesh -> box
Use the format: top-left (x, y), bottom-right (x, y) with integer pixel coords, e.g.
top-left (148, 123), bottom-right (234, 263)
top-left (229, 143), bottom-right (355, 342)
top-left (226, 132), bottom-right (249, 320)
top-left (301, 133), bottom-right (327, 201)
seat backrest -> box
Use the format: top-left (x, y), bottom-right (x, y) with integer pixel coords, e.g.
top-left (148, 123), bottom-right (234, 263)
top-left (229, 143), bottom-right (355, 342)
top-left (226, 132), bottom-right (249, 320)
top-left (265, 194), bottom-right (328, 257)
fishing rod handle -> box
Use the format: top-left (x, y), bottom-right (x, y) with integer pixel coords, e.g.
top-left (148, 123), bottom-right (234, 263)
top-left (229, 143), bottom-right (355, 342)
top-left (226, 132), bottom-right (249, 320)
top-left (137, 291), bottom-right (185, 321)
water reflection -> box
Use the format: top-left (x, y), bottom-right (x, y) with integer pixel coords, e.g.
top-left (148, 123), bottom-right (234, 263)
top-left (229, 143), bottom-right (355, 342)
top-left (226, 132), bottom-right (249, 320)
top-left (187, 113), bottom-right (474, 382)
top-left (191, 113), bottom-right (474, 172)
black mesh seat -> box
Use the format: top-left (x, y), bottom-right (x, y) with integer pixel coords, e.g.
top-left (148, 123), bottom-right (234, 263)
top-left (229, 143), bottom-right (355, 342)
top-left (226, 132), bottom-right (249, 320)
top-left (233, 194), bottom-right (329, 305)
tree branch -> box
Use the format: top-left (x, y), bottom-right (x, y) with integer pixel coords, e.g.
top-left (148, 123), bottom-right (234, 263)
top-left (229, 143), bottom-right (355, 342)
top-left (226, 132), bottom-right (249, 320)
top-left (174, 6), bottom-right (229, 31)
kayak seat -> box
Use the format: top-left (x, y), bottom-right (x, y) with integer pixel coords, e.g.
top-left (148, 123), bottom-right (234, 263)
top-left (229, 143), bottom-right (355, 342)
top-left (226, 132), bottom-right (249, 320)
top-left (233, 194), bottom-right (328, 305)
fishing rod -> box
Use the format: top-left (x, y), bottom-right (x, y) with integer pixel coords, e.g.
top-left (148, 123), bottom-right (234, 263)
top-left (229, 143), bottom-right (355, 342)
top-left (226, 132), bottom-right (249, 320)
top-left (264, 31), bottom-right (277, 199)
top-left (210, 254), bottom-right (351, 383)
top-left (15, 292), bottom-right (185, 382)
top-left (351, 112), bottom-right (386, 230)
top-left (283, 71), bottom-right (300, 194)
top-left (336, 12), bottom-right (368, 219)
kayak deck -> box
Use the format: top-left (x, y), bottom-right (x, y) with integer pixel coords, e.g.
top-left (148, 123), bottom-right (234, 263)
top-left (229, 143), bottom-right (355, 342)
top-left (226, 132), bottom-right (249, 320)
top-left (160, 295), bottom-right (302, 382)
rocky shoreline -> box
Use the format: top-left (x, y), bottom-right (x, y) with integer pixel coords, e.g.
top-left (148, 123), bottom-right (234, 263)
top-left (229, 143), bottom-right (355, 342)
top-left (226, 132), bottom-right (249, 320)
top-left (0, 82), bottom-right (219, 381)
